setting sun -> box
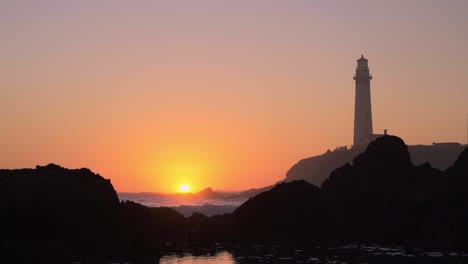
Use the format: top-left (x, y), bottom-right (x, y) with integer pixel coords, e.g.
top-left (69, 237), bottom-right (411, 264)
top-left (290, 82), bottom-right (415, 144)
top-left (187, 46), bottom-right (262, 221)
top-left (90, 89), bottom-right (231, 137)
top-left (178, 184), bottom-right (191, 193)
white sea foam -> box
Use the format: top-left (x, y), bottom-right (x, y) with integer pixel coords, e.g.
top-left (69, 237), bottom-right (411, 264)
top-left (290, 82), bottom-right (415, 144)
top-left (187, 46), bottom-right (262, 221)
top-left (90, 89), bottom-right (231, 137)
top-left (118, 192), bottom-right (247, 216)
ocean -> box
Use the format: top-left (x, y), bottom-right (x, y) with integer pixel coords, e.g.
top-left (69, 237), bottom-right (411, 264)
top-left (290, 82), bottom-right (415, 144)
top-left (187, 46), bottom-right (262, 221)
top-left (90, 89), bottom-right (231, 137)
top-left (118, 192), bottom-right (248, 217)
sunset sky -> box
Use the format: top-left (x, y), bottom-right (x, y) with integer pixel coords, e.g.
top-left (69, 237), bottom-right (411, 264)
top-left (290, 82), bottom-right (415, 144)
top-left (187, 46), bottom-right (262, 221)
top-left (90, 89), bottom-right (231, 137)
top-left (2, 1), bottom-right (468, 192)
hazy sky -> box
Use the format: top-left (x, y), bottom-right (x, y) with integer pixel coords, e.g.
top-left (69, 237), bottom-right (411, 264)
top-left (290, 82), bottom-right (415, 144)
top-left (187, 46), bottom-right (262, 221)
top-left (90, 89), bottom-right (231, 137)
top-left (1, 1), bottom-right (468, 192)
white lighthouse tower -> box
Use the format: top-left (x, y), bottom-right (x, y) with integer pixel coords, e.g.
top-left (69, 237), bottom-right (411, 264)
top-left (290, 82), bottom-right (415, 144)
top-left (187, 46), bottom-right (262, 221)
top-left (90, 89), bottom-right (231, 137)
top-left (353, 55), bottom-right (374, 146)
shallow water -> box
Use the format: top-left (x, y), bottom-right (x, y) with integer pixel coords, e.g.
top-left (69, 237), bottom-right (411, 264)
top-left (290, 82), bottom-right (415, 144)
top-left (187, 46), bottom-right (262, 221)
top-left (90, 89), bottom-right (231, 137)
top-left (160, 251), bottom-right (235, 264)
top-left (159, 242), bottom-right (468, 264)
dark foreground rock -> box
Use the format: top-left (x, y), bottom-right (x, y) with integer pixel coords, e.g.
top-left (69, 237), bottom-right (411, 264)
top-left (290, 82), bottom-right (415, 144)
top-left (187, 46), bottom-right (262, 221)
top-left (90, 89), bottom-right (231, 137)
top-left (195, 136), bottom-right (468, 248)
top-left (0, 164), bottom-right (162, 263)
top-left (232, 180), bottom-right (325, 238)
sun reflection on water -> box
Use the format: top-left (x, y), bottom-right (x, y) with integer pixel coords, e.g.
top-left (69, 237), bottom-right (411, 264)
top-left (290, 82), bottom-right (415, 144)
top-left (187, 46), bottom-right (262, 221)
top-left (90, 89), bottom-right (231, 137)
top-left (160, 251), bottom-right (235, 264)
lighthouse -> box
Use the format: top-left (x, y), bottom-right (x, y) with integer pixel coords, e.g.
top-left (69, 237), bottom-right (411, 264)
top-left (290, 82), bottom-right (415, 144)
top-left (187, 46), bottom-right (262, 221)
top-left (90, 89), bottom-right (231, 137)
top-left (353, 55), bottom-right (374, 146)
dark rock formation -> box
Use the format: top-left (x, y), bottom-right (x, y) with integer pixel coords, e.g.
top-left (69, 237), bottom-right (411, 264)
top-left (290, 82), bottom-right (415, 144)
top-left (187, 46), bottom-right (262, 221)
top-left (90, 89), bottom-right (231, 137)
top-left (151, 207), bottom-right (189, 238)
top-left (173, 204), bottom-right (238, 217)
top-left (203, 136), bottom-right (468, 247)
top-left (318, 136), bottom-right (468, 246)
top-left (3, 136), bottom-right (468, 259)
top-left (232, 180), bottom-right (325, 239)
top-left (285, 140), bottom-right (466, 187)
top-left (0, 164), bottom-right (161, 263)
top-left (320, 136), bottom-right (440, 241)
top-left (236, 184), bottom-right (275, 198)
top-left (195, 187), bottom-right (225, 199)
top-left (286, 147), bottom-right (363, 186)
top-left (322, 136), bottom-right (415, 204)
top-left (446, 147), bottom-right (468, 175)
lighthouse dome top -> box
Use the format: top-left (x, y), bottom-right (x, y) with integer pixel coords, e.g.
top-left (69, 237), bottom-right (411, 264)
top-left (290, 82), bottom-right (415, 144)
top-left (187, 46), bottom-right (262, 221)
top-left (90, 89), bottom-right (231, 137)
top-left (357, 55), bottom-right (368, 62)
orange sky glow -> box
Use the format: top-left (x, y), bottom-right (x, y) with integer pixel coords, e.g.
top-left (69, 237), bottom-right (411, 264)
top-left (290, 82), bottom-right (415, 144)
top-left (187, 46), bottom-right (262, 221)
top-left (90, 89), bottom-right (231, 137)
top-left (1, 1), bottom-right (468, 192)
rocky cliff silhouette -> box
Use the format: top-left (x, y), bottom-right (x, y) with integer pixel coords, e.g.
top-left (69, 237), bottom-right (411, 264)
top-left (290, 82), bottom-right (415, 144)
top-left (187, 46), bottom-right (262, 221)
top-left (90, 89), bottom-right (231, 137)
top-left (207, 136), bottom-right (468, 247)
top-left (286, 140), bottom-right (465, 187)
